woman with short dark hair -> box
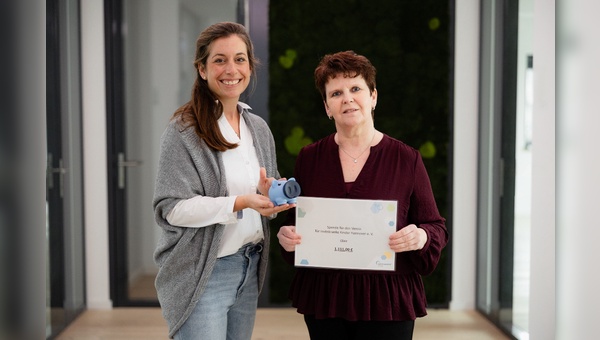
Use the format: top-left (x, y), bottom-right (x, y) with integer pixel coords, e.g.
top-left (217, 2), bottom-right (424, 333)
top-left (277, 50), bottom-right (448, 340)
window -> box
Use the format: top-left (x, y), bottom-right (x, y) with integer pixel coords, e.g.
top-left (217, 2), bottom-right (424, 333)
top-left (476, 0), bottom-right (532, 338)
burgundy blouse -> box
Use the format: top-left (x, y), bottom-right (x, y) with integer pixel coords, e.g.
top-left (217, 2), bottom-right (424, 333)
top-left (280, 134), bottom-right (448, 321)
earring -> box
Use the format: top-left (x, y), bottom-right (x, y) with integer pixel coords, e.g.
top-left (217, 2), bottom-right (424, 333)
top-left (328, 115), bottom-right (333, 120)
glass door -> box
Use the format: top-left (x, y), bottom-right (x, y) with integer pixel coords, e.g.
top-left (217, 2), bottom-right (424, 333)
top-left (106, 0), bottom-right (245, 306)
top-left (46, 0), bottom-right (86, 338)
top-left (476, 0), bottom-right (533, 338)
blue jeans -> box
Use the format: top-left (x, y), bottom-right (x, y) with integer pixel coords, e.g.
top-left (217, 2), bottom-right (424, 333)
top-left (174, 243), bottom-right (263, 340)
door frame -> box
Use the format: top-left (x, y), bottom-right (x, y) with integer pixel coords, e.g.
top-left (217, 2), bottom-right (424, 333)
top-left (104, 0), bottom-right (154, 307)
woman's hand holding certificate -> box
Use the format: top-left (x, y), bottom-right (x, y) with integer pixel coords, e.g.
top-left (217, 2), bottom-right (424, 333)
top-left (388, 224), bottom-right (428, 252)
top-left (277, 226), bottom-right (301, 252)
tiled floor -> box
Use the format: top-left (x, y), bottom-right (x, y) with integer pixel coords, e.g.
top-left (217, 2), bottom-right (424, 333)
top-left (56, 307), bottom-right (511, 339)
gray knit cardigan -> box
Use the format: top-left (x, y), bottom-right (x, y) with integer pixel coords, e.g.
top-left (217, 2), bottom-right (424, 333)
top-left (152, 103), bottom-right (278, 338)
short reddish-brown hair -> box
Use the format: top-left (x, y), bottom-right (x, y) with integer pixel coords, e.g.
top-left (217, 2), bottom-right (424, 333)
top-left (314, 50), bottom-right (377, 101)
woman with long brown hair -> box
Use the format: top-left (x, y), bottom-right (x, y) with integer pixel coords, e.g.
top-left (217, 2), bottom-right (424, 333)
top-left (153, 22), bottom-right (293, 340)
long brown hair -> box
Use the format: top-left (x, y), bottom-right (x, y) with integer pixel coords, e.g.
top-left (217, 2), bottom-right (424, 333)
top-left (173, 22), bottom-right (259, 151)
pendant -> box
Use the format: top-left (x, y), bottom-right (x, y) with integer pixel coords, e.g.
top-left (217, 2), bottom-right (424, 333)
top-left (353, 159), bottom-right (358, 163)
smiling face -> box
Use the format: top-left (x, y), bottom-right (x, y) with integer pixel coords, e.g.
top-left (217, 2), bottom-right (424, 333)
top-left (198, 34), bottom-right (251, 104)
top-left (324, 74), bottom-right (377, 128)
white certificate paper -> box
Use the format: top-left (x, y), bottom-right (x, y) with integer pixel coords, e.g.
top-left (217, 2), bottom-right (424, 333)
top-left (294, 196), bottom-right (397, 271)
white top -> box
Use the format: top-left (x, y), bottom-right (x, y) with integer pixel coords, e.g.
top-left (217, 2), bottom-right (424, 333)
top-left (166, 111), bottom-right (264, 257)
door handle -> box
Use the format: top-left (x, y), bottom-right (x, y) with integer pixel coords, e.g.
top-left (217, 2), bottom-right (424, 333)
top-left (47, 153), bottom-right (67, 197)
top-left (118, 152), bottom-right (142, 189)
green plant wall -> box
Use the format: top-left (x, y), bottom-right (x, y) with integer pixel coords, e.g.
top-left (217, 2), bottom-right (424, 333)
top-left (268, 0), bottom-right (452, 307)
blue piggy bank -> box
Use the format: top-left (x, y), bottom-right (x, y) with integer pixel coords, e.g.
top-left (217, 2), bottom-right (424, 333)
top-left (269, 177), bottom-right (301, 206)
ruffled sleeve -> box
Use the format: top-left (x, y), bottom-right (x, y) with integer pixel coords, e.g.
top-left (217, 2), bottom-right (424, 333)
top-left (407, 153), bottom-right (448, 275)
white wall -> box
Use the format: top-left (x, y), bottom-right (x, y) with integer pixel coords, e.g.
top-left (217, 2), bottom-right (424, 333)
top-left (555, 0), bottom-right (600, 339)
top-left (81, 0), bottom-right (111, 309)
top-left (450, 0), bottom-right (480, 311)
top-left (528, 0), bottom-right (555, 339)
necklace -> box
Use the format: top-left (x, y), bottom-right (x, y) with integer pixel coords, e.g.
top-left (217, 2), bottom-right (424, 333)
top-left (339, 130), bottom-right (376, 163)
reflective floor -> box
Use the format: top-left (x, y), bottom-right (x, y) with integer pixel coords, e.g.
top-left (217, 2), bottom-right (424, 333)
top-left (56, 307), bottom-right (511, 339)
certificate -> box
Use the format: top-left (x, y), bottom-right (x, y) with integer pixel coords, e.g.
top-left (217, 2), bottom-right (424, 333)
top-left (294, 196), bottom-right (397, 271)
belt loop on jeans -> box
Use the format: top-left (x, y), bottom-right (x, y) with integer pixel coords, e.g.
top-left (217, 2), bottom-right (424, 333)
top-left (247, 242), bottom-right (263, 255)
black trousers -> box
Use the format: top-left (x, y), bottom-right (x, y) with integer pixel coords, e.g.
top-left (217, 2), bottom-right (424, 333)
top-left (303, 314), bottom-right (415, 340)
